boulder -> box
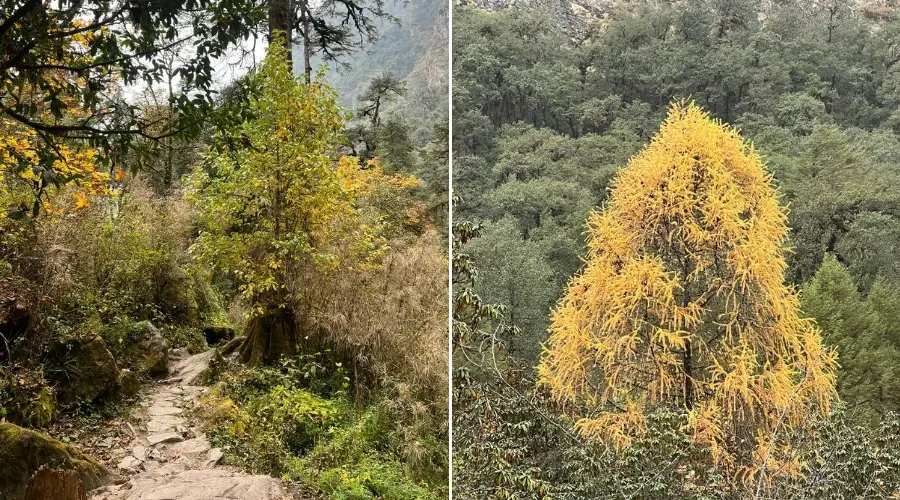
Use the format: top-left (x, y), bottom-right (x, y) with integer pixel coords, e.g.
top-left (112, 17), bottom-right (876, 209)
top-left (128, 321), bottom-right (169, 376)
top-left (157, 266), bottom-right (199, 325)
top-left (50, 337), bottom-right (119, 406)
top-left (201, 326), bottom-right (235, 346)
top-left (0, 422), bottom-right (114, 500)
top-left (117, 369), bottom-right (140, 398)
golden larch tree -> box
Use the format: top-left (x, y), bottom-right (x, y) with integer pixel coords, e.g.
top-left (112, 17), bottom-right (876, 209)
top-left (538, 102), bottom-right (837, 472)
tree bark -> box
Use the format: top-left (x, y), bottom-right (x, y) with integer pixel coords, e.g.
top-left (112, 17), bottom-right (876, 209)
top-left (302, 12), bottom-right (312, 83)
top-left (268, 0), bottom-right (294, 62)
top-left (239, 307), bottom-right (297, 366)
top-left (684, 339), bottom-right (694, 410)
top-left (25, 469), bottom-right (86, 500)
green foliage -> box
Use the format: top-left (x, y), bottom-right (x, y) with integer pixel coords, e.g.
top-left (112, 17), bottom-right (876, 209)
top-left (315, 457), bottom-right (435, 500)
top-left (453, 3), bottom-right (900, 359)
top-left (188, 40), bottom-right (355, 312)
top-left (200, 357), bottom-right (444, 499)
top-left (464, 217), bottom-right (555, 362)
top-left (453, 221), bottom-right (900, 499)
top-left (161, 326), bottom-right (209, 354)
top-left (801, 256), bottom-right (900, 423)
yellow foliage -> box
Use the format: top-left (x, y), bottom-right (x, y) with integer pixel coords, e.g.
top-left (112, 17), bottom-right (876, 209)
top-left (0, 118), bottom-right (107, 218)
top-left (538, 102), bottom-right (837, 471)
top-left (188, 41), bottom-right (423, 313)
top-left (0, 18), bottom-right (113, 219)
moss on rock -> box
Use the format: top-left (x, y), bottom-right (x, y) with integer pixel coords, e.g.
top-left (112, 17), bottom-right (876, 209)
top-left (0, 367), bottom-right (55, 428)
top-left (0, 422), bottom-right (114, 500)
top-left (117, 369), bottom-right (141, 398)
top-left (157, 266), bottom-right (200, 325)
top-left (102, 321), bottom-right (169, 377)
top-left (23, 387), bottom-right (55, 428)
top-left (49, 337), bottom-right (119, 406)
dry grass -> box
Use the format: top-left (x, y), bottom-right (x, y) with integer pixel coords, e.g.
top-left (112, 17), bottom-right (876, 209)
top-left (288, 231), bottom-right (448, 405)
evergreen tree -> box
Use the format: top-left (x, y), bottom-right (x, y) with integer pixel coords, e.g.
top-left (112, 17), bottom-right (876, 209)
top-left (801, 256), bottom-right (900, 423)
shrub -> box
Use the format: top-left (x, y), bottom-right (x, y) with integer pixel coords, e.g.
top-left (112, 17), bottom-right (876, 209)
top-left (198, 362), bottom-right (445, 500)
top-left (0, 365), bottom-right (54, 428)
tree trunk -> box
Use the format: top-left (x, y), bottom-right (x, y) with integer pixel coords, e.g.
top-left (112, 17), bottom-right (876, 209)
top-left (268, 0), bottom-right (294, 62)
top-left (25, 469), bottom-right (86, 500)
top-left (302, 12), bottom-right (312, 84)
top-left (239, 307), bottom-right (297, 366)
top-left (684, 339), bottom-right (694, 410)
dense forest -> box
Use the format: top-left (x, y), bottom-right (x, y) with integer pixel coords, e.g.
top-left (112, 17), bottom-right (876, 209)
top-left (453, 0), bottom-right (900, 498)
top-left (0, 1), bottom-right (447, 499)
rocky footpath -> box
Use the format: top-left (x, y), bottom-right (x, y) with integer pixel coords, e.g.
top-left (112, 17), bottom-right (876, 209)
top-left (88, 349), bottom-right (291, 500)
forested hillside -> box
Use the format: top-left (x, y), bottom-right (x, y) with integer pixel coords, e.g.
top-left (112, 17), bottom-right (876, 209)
top-left (313, 0), bottom-right (449, 146)
top-left (453, 0), bottom-right (900, 497)
top-left (0, 1), bottom-right (447, 499)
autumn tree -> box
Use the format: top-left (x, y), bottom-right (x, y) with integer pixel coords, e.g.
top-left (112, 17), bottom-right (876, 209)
top-left (0, 0), bottom-right (265, 214)
top-left (538, 103), bottom-right (837, 473)
top-left (189, 38), bottom-right (419, 366)
top-left (188, 39), bottom-right (353, 365)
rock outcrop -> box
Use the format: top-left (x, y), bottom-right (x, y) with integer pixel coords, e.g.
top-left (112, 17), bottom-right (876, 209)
top-left (117, 370), bottom-right (140, 398)
top-left (128, 322), bottom-right (169, 376)
top-left (50, 337), bottom-right (120, 406)
top-left (0, 422), bottom-right (114, 500)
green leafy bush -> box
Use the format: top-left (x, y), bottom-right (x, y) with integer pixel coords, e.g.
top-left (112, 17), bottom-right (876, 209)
top-left (199, 360), bottom-right (444, 500)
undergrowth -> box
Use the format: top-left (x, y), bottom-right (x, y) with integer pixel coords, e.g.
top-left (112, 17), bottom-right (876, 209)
top-left (198, 356), bottom-right (446, 500)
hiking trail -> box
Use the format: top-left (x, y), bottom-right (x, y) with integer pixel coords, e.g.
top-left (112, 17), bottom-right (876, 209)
top-left (89, 349), bottom-right (292, 500)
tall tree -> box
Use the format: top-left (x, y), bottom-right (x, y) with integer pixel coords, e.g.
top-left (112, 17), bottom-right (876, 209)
top-left (538, 103), bottom-right (837, 471)
top-left (351, 74), bottom-right (406, 156)
top-left (801, 256), bottom-right (900, 424)
top-left (188, 40), bottom-right (351, 365)
top-left (465, 216), bottom-right (556, 362)
top-left (359, 74), bottom-right (407, 129)
top-left (264, 0), bottom-right (394, 82)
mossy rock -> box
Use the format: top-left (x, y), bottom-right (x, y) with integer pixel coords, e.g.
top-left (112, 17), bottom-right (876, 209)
top-left (117, 369), bottom-right (140, 398)
top-left (49, 337), bottom-right (119, 406)
top-left (0, 368), bottom-right (55, 428)
top-left (0, 422), bottom-right (114, 500)
top-left (103, 321), bottom-right (169, 377)
top-left (128, 321), bottom-right (169, 376)
top-left (157, 266), bottom-right (200, 325)
top-left (22, 387), bottom-right (55, 428)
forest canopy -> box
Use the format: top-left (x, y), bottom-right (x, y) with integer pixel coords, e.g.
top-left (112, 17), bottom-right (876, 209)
top-left (453, 1), bottom-right (900, 498)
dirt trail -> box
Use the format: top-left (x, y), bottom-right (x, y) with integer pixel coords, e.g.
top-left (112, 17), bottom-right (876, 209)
top-left (89, 350), bottom-right (290, 500)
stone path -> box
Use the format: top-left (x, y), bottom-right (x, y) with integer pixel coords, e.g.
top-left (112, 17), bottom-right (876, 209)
top-left (89, 350), bottom-right (291, 500)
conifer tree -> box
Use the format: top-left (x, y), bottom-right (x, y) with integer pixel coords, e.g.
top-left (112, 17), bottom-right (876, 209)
top-left (538, 102), bottom-right (837, 470)
top-left (802, 256), bottom-right (900, 423)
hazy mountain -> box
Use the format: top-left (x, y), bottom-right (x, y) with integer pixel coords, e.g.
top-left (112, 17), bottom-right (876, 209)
top-left (299, 0), bottom-right (449, 145)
